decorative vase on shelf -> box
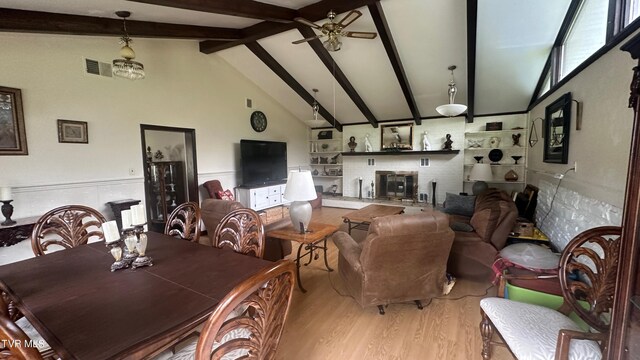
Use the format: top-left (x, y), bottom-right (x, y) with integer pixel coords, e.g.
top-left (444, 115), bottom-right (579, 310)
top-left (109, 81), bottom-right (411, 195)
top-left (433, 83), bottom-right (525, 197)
top-left (504, 170), bottom-right (519, 182)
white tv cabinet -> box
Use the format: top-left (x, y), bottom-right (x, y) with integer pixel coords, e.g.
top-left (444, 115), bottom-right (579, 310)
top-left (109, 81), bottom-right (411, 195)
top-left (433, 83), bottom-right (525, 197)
top-left (235, 183), bottom-right (288, 211)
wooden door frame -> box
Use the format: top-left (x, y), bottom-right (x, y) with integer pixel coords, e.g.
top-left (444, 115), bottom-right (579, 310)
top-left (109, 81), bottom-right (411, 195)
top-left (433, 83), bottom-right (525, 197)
top-left (139, 124), bottom-right (199, 217)
top-left (610, 34), bottom-right (640, 359)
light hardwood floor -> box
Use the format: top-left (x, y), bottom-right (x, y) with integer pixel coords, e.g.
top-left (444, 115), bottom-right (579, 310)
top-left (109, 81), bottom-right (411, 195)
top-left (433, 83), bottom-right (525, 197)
top-left (275, 207), bottom-right (512, 360)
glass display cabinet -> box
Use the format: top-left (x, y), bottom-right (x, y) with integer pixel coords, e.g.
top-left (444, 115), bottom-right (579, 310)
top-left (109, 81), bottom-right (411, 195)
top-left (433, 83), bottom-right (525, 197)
top-left (145, 161), bottom-right (185, 232)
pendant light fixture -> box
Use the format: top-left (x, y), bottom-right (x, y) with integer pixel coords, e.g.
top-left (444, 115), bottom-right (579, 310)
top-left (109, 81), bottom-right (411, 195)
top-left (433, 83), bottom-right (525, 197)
top-left (436, 65), bottom-right (466, 117)
top-left (112, 11), bottom-right (145, 80)
top-left (305, 88), bottom-right (326, 128)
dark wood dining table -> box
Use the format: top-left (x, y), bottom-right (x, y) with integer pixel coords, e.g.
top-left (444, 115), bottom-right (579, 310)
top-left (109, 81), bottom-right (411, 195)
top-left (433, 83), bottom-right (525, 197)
top-left (0, 232), bottom-right (273, 360)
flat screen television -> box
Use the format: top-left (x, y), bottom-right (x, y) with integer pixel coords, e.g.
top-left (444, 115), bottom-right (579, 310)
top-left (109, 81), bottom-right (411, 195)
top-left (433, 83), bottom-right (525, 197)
top-left (240, 139), bottom-right (288, 186)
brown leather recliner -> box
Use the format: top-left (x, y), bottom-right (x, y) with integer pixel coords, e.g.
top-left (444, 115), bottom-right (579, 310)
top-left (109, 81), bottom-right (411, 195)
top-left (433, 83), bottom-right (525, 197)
top-left (203, 180), bottom-right (224, 199)
top-left (200, 199), bottom-right (292, 261)
top-left (333, 211), bottom-right (454, 314)
top-left (446, 189), bottom-right (518, 280)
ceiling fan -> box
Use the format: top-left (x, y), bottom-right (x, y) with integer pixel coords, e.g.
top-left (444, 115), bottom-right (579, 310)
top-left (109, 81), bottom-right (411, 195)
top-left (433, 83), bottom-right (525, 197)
top-left (292, 10), bottom-right (378, 51)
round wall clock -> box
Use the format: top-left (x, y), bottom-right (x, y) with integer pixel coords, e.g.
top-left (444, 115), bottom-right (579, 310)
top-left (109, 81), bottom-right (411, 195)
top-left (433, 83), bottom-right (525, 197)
top-left (250, 111), bottom-right (267, 132)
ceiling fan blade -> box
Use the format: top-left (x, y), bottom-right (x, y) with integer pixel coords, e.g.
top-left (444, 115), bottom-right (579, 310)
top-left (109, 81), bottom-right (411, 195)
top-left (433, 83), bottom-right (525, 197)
top-left (292, 34), bottom-right (325, 45)
top-left (337, 10), bottom-right (362, 28)
top-left (294, 17), bottom-right (322, 30)
top-left (343, 31), bottom-right (378, 39)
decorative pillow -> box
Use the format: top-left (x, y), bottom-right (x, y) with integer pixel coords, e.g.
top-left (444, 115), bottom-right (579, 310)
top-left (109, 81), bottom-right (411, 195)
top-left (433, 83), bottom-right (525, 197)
top-left (443, 193), bottom-right (476, 217)
top-left (450, 221), bottom-right (474, 232)
top-left (216, 189), bottom-right (234, 201)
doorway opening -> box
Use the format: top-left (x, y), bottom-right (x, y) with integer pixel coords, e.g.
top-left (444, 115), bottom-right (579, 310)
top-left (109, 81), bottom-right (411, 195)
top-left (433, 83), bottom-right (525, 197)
top-left (140, 124), bottom-right (198, 232)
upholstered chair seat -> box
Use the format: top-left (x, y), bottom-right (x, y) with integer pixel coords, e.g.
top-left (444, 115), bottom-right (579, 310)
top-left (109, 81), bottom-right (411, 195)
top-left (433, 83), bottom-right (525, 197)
top-left (15, 317), bottom-right (51, 352)
top-left (480, 297), bottom-right (601, 360)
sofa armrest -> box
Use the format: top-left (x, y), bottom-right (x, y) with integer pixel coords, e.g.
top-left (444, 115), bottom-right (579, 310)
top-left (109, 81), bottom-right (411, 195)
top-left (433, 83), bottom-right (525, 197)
top-left (333, 231), bottom-right (362, 272)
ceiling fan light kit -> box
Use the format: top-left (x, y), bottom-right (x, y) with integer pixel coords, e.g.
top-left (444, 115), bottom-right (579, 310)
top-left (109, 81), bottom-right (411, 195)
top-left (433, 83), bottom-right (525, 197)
top-left (436, 65), bottom-right (466, 117)
top-left (112, 11), bottom-right (145, 80)
top-left (292, 9), bottom-right (377, 52)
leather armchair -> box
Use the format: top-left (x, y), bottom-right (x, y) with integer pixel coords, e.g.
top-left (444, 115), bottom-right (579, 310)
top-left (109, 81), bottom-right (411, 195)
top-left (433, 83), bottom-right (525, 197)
top-left (447, 189), bottom-right (518, 280)
top-left (333, 211), bottom-right (454, 314)
top-left (200, 199), bottom-right (292, 261)
top-left (203, 180), bottom-right (224, 199)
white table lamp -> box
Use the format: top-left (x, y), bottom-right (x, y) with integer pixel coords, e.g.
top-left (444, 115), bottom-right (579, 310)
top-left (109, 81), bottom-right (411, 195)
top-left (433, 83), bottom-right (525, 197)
top-left (469, 163), bottom-right (493, 195)
top-left (284, 170), bottom-right (317, 233)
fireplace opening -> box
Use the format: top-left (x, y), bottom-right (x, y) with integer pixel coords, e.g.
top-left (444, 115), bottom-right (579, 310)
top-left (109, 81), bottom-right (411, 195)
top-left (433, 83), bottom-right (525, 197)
top-left (375, 171), bottom-right (418, 201)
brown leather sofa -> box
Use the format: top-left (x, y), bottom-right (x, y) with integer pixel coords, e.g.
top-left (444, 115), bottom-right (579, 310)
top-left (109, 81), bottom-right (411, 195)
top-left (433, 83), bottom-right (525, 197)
top-left (200, 199), bottom-right (292, 261)
top-left (446, 189), bottom-right (518, 280)
top-left (333, 211), bottom-right (454, 313)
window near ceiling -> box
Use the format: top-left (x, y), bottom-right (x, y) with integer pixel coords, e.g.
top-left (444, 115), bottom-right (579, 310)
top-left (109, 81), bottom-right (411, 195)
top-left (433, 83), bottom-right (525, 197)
top-left (626, 0), bottom-right (640, 25)
top-left (560, 0), bottom-right (608, 79)
top-left (541, 71), bottom-right (551, 96)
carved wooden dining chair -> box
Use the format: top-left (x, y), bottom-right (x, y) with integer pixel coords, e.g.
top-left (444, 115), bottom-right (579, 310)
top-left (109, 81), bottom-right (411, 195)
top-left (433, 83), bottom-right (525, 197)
top-left (164, 202), bottom-right (202, 242)
top-left (0, 313), bottom-right (44, 360)
top-left (168, 260), bottom-right (295, 360)
top-left (479, 226), bottom-right (621, 360)
top-left (31, 205), bottom-right (106, 256)
top-left (0, 293), bottom-right (53, 359)
top-left (212, 208), bottom-right (265, 259)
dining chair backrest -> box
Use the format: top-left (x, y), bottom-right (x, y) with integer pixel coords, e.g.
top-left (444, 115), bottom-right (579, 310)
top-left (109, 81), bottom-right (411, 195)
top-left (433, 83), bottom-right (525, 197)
top-left (194, 260), bottom-right (295, 360)
top-left (212, 208), bottom-right (265, 259)
top-left (0, 313), bottom-right (43, 360)
top-left (164, 202), bottom-right (202, 242)
top-left (31, 205), bottom-right (106, 256)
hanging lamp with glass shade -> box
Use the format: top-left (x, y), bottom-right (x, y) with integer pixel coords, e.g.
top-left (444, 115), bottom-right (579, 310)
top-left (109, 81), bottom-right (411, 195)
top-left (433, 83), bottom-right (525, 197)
top-left (112, 11), bottom-right (145, 80)
top-left (436, 65), bottom-right (466, 117)
top-left (305, 88), bottom-right (327, 128)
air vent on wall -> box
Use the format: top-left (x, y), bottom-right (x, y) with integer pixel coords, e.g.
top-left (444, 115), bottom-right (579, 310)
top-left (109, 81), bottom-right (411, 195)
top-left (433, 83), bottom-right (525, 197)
top-left (85, 58), bottom-right (112, 77)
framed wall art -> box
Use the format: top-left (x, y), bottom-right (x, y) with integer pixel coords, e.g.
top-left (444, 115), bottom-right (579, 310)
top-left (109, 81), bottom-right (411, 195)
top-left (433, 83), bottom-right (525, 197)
top-left (0, 86), bottom-right (28, 155)
top-left (57, 119), bottom-right (88, 144)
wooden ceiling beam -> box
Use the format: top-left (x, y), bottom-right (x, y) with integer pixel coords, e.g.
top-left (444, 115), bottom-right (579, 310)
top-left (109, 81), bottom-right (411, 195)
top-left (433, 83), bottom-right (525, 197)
top-left (127, 0), bottom-right (297, 23)
top-left (0, 8), bottom-right (242, 40)
top-left (200, 0), bottom-right (380, 54)
top-left (298, 26), bottom-right (378, 128)
top-left (368, 2), bottom-right (421, 125)
top-left (245, 41), bottom-right (343, 132)
top-left (466, 0), bottom-right (477, 123)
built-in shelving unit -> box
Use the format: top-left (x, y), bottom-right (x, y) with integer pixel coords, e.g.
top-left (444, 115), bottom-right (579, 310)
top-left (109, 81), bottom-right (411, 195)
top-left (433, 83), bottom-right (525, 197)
top-left (309, 129), bottom-right (343, 194)
top-left (463, 118), bottom-right (528, 193)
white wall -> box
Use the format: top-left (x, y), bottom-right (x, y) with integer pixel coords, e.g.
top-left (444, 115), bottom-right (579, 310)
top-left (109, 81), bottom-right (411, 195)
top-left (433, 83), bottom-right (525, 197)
top-left (525, 29), bottom-right (640, 248)
top-left (0, 33), bottom-right (308, 218)
top-left (527, 34), bottom-right (636, 209)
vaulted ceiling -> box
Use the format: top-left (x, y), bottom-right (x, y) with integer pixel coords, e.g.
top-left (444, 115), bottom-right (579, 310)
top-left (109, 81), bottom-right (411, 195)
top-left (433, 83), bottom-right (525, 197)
top-left (0, 0), bottom-right (572, 129)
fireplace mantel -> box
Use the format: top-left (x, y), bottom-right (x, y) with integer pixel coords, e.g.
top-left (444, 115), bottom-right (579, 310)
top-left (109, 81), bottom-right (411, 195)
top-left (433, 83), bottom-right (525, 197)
top-left (342, 150), bottom-right (459, 156)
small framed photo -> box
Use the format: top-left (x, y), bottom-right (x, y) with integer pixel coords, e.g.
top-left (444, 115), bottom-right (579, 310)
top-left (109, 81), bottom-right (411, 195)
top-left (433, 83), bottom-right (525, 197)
top-left (57, 120), bottom-right (88, 144)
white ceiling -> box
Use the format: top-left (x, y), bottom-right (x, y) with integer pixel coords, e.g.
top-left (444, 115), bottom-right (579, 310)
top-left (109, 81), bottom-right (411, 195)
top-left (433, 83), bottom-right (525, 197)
top-left (475, 0), bottom-right (571, 115)
top-left (1, 0), bottom-right (572, 127)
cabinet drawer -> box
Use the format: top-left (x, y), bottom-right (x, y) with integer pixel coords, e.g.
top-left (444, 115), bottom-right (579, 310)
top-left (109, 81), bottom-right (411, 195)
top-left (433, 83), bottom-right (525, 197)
top-left (269, 197), bottom-right (280, 205)
top-left (268, 185), bottom-right (281, 196)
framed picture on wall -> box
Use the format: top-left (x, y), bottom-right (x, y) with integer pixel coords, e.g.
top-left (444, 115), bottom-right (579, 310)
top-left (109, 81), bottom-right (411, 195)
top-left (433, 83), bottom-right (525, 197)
top-left (57, 119), bottom-right (88, 144)
top-left (0, 86), bottom-right (28, 155)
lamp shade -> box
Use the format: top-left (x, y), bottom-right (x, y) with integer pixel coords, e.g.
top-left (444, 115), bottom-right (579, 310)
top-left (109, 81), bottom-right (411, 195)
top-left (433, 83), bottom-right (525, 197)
top-left (284, 170), bottom-right (317, 201)
top-left (469, 163), bottom-right (493, 181)
top-left (436, 104), bottom-right (467, 117)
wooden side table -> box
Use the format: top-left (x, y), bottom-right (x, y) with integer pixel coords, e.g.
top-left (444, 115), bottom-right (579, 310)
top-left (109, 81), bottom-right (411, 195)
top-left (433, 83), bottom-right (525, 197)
top-left (0, 216), bottom-right (40, 247)
top-left (267, 222), bottom-right (337, 293)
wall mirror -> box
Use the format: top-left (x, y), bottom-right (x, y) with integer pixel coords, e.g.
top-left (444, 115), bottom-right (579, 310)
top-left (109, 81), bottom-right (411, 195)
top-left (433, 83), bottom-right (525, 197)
top-left (381, 123), bottom-right (413, 150)
top-left (544, 92), bottom-right (571, 164)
